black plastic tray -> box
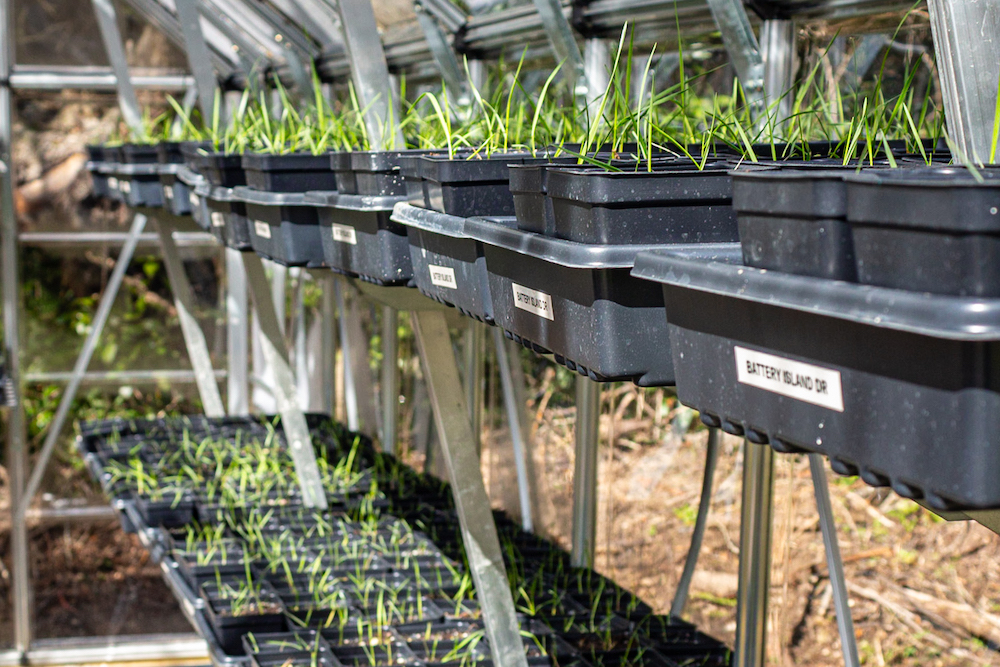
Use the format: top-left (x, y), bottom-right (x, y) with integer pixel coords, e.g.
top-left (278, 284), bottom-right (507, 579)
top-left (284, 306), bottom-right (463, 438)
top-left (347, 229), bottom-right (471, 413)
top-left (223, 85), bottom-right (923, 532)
top-left (114, 163), bottom-right (164, 208)
top-left (545, 164), bottom-right (737, 245)
top-left (159, 165), bottom-right (197, 217)
top-left (465, 217), bottom-right (679, 385)
top-left (242, 153), bottom-right (337, 193)
top-left (203, 183), bottom-right (252, 250)
top-left (392, 203), bottom-right (493, 322)
top-left (417, 152), bottom-right (541, 217)
top-left (733, 167), bottom-right (857, 281)
top-left (846, 167), bottom-right (1000, 296)
top-left (234, 187), bottom-right (326, 268)
top-left (87, 160), bottom-right (115, 199)
top-left (183, 145), bottom-right (246, 188)
top-left (632, 244), bottom-right (1000, 510)
top-left (332, 150), bottom-right (436, 197)
top-left (307, 191), bottom-right (411, 285)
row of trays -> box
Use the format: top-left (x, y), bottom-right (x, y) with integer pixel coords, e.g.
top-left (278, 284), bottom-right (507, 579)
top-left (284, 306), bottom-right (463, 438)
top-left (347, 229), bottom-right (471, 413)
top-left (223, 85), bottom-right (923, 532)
top-left (86, 142), bottom-right (1000, 511)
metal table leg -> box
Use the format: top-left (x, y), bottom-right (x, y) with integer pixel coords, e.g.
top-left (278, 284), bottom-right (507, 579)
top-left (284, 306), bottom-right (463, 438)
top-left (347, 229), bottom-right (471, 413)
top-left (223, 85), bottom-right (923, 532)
top-left (156, 217), bottom-right (225, 417)
top-left (670, 427), bottom-right (720, 617)
top-left (411, 310), bottom-right (529, 667)
top-left (734, 442), bottom-right (775, 667)
top-left (493, 327), bottom-right (533, 533)
top-left (242, 252), bottom-right (327, 510)
top-left (571, 377), bottom-right (600, 568)
top-left (464, 321), bottom-right (484, 455)
top-left (320, 273), bottom-right (336, 417)
top-left (334, 279), bottom-right (359, 431)
top-left (225, 248), bottom-right (249, 415)
top-left (810, 454), bottom-right (860, 667)
top-left (380, 306), bottom-right (399, 454)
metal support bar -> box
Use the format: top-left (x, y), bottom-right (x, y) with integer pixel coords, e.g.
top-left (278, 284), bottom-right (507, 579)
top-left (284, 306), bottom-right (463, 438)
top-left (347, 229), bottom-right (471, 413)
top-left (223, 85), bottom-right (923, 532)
top-left (571, 377), bottom-right (600, 568)
top-left (334, 0), bottom-right (406, 148)
top-left (809, 454), bottom-right (860, 667)
top-left (293, 269), bottom-right (311, 408)
top-left (334, 280), bottom-right (359, 430)
top-left (760, 19), bottom-right (796, 127)
top-left (530, 0), bottom-right (584, 91)
top-left (493, 328), bottom-right (532, 533)
top-left (705, 0), bottom-right (765, 112)
top-left (25, 368), bottom-right (225, 384)
top-left (927, 0), bottom-right (1000, 164)
top-left (156, 218), bottom-right (225, 417)
top-left (463, 322), bottom-right (484, 455)
top-left (733, 442), bottom-right (775, 667)
top-left (414, 4), bottom-right (468, 102)
top-left (242, 252), bottom-right (328, 510)
top-left (670, 427), bottom-right (720, 618)
top-left (18, 214), bottom-right (147, 527)
top-left (225, 248), bottom-right (249, 415)
top-left (320, 274), bottom-right (336, 417)
top-left (381, 306), bottom-right (399, 454)
top-left (583, 38), bottom-right (610, 111)
top-left (91, 0), bottom-right (144, 135)
top-left (175, 0), bottom-right (220, 121)
top-left (411, 311), bottom-right (529, 667)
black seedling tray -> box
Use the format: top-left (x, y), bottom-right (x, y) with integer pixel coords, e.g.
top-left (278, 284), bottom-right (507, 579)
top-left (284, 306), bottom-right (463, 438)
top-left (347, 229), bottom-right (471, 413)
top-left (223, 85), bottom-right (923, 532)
top-left (632, 244), bottom-right (1000, 510)
top-left (465, 216), bottom-right (681, 385)
top-left (114, 163), bottom-right (164, 208)
top-left (308, 191), bottom-right (411, 285)
top-left (87, 159), bottom-right (115, 199)
top-left (733, 166), bottom-right (857, 281)
top-left (134, 492), bottom-right (194, 527)
top-left (243, 153), bottom-right (337, 193)
top-left (202, 582), bottom-right (288, 655)
top-left (846, 167), bottom-right (1000, 296)
top-left (204, 182), bottom-right (252, 250)
top-left (120, 143), bottom-right (160, 164)
top-left (417, 152), bottom-right (542, 217)
top-left (159, 166), bottom-right (199, 217)
top-left (392, 203), bottom-right (493, 322)
top-left (333, 150), bottom-right (436, 197)
top-left (183, 145), bottom-right (247, 188)
top-left (545, 163), bottom-right (737, 245)
top-left (508, 158), bottom-right (580, 236)
top-left (235, 187), bottom-right (326, 268)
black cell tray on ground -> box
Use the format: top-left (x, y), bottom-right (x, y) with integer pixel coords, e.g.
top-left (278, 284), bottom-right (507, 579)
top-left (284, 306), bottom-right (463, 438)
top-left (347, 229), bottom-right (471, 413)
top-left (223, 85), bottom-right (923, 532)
top-left (846, 167), bottom-right (1000, 296)
top-left (234, 187), bottom-right (326, 268)
top-left (202, 181), bottom-right (252, 250)
top-left (465, 217), bottom-right (682, 385)
top-left (544, 163), bottom-right (737, 245)
top-left (307, 191), bottom-right (411, 285)
top-left (242, 153), bottom-right (337, 193)
top-left (392, 203), bottom-right (493, 322)
top-left (632, 244), bottom-right (1000, 510)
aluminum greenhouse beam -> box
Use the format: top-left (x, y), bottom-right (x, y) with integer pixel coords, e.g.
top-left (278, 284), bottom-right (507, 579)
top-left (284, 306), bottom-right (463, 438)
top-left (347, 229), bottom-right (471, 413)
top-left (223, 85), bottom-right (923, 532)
top-left (175, 0), bottom-right (220, 120)
top-left (705, 0), bottom-right (764, 111)
top-left (91, 0), bottom-right (144, 136)
top-left (414, 3), bottom-right (468, 101)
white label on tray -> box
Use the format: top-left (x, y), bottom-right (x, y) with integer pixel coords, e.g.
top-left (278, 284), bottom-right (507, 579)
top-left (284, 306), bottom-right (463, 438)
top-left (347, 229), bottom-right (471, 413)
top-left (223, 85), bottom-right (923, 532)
top-left (189, 192), bottom-right (199, 207)
top-left (512, 283), bottom-right (553, 321)
top-left (330, 223), bottom-right (357, 245)
top-left (211, 211), bottom-right (226, 227)
top-left (108, 177), bottom-right (119, 190)
top-left (735, 346), bottom-right (844, 412)
top-left (119, 180), bottom-right (131, 194)
top-left (163, 186), bottom-right (174, 200)
top-left (253, 220), bottom-right (272, 239)
top-left (429, 264), bottom-right (457, 289)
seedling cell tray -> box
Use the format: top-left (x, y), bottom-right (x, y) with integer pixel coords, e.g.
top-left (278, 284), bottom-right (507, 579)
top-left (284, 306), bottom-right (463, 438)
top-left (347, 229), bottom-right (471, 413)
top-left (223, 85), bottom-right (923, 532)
top-left (392, 203), bottom-right (493, 321)
top-left (418, 153), bottom-right (540, 217)
top-left (733, 167), bottom-right (856, 281)
top-left (335, 150), bottom-right (436, 197)
top-left (202, 581), bottom-right (288, 655)
top-left (308, 191), bottom-right (411, 285)
top-left (465, 217), bottom-right (677, 385)
top-left (114, 163), bottom-right (164, 208)
top-left (545, 164), bottom-right (737, 245)
top-left (235, 187), bottom-right (326, 268)
top-left (846, 167), bottom-right (1000, 296)
top-left (183, 146), bottom-right (247, 189)
top-left (204, 182), bottom-right (252, 250)
top-left (243, 153), bottom-right (338, 193)
top-left (632, 244), bottom-right (1000, 510)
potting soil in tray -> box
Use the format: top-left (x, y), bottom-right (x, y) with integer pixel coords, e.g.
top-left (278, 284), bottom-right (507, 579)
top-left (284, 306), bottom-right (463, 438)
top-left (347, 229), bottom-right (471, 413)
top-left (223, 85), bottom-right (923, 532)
top-left (234, 187), bottom-right (326, 268)
top-left (392, 203), bottom-right (493, 322)
top-left (308, 191), bottom-right (411, 285)
top-left (846, 166), bottom-right (1000, 296)
top-left (243, 153), bottom-right (338, 193)
top-left (464, 216), bottom-right (684, 385)
top-left (632, 244), bottom-right (1000, 510)
top-left (80, 414), bottom-right (726, 662)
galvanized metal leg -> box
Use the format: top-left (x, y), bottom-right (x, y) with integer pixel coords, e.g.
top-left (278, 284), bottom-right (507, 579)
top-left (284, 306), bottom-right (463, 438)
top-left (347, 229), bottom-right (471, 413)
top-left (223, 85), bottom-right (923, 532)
top-left (380, 306), bottom-right (399, 454)
top-left (463, 321), bottom-right (484, 455)
top-left (492, 327), bottom-right (532, 532)
top-left (91, 0), bottom-right (143, 134)
top-left (346, 292), bottom-right (379, 434)
top-left (670, 427), bottom-right (720, 618)
top-left (242, 252), bottom-right (327, 509)
top-left (927, 0), bottom-right (1000, 162)
top-left (156, 218), bottom-right (225, 417)
top-left (411, 311), bottom-right (529, 667)
top-left (734, 442), bottom-right (775, 667)
top-left (320, 273), bottom-right (336, 416)
top-left (225, 248), bottom-right (249, 415)
top-left (292, 269), bottom-right (311, 408)
top-left (19, 214), bottom-right (147, 526)
top-left (705, 0), bottom-right (765, 110)
top-left (809, 454), bottom-right (860, 667)
top-left (583, 38), bottom-right (611, 111)
top-left (760, 19), bottom-right (796, 126)
top-left (334, 280), bottom-right (359, 431)
top-left (571, 377), bottom-right (600, 568)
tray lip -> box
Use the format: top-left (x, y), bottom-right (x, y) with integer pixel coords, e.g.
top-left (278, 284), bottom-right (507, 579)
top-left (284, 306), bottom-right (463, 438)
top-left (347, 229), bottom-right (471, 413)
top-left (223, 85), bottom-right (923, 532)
top-left (465, 216), bottom-right (728, 270)
top-left (304, 191), bottom-right (404, 211)
top-left (233, 186), bottom-right (327, 207)
top-left (632, 245), bottom-right (1000, 340)
top-left (390, 202), bottom-right (469, 240)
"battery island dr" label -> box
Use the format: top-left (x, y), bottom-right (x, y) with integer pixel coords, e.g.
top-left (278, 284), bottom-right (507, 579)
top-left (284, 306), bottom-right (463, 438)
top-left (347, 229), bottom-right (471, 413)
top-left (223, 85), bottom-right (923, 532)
top-left (253, 220), bottom-right (271, 239)
top-left (428, 264), bottom-right (457, 289)
top-left (734, 346), bottom-right (844, 412)
top-left (512, 283), bottom-right (553, 321)
top-left (330, 223), bottom-right (357, 245)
